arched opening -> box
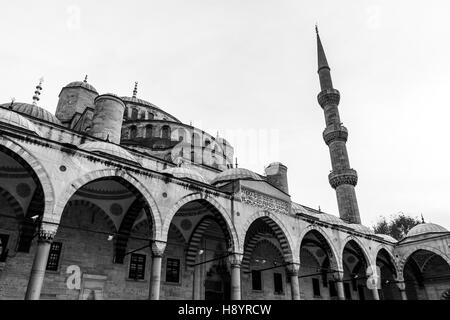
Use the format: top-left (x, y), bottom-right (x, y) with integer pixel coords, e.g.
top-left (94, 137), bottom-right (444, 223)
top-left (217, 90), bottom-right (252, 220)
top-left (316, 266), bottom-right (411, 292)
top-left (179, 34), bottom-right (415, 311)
top-left (403, 249), bottom-right (450, 300)
top-left (0, 146), bottom-right (47, 298)
top-left (41, 176), bottom-right (155, 300)
top-left (129, 125), bottom-right (137, 139)
top-left (342, 240), bottom-right (371, 300)
top-left (131, 108), bottom-right (138, 120)
top-left (164, 199), bottom-right (235, 300)
top-left (376, 249), bottom-right (400, 300)
top-left (148, 113), bottom-right (154, 120)
top-left (161, 125), bottom-right (171, 140)
top-left (145, 125), bottom-right (153, 139)
top-left (299, 230), bottom-right (338, 300)
top-left (241, 217), bottom-right (293, 300)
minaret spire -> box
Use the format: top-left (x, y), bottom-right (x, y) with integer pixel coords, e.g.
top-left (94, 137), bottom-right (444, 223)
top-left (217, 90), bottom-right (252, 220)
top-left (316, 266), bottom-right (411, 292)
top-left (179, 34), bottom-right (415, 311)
top-left (316, 28), bottom-right (361, 224)
top-left (132, 81), bottom-right (138, 98)
top-left (316, 25), bottom-right (333, 91)
top-left (32, 77), bottom-right (44, 105)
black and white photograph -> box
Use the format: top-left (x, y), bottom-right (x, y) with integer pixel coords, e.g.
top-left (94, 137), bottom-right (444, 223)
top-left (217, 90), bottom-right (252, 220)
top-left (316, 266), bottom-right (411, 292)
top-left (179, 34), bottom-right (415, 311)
top-left (0, 0), bottom-right (449, 314)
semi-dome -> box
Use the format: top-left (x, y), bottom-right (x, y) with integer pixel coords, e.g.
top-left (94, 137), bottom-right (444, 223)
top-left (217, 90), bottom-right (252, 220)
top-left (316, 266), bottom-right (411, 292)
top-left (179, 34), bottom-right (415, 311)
top-left (406, 223), bottom-right (448, 238)
top-left (211, 168), bottom-right (264, 185)
top-left (79, 141), bottom-right (140, 164)
top-left (64, 81), bottom-right (98, 94)
top-left (0, 102), bottom-right (61, 125)
top-left (162, 167), bottom-right (208, 184)
top-left (376, 234), bottom-right (397, 243)
top-left (0, 107), bottom-right (42, 136)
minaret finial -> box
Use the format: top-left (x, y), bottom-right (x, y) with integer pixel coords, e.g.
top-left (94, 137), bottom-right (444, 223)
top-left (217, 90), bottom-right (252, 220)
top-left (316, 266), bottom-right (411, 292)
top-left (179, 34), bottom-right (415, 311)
top-left (315, 23), bottom-right (319, 35)
top-left (84, 75), bottom-right (88, 83)
top-left (235, 158), bottom-right (238, 168)
top-left (32, 77), bottom-right (44, 105)
top-left (316, 27), bottom-right (333, 90)
top-left (132, 81), bottom-right (138, 98)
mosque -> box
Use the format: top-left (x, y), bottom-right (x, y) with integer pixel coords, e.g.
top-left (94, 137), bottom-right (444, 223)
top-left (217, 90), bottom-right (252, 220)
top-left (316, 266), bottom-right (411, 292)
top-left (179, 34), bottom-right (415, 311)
top-left (0, 30), bottom-right (449, 300)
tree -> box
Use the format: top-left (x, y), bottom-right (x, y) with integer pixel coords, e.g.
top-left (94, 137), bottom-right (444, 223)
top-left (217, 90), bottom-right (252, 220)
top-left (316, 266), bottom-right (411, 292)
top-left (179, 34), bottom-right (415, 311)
top-left (373, 213), bottom-right (422, 240)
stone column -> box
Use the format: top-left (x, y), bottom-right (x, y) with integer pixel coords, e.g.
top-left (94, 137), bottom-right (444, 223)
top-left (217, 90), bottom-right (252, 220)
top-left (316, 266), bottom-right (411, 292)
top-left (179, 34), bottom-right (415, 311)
top-left (149, 241), bottom-right (166, 300)
top-left (25, 229), bottom-right (55, 300)
top-left (333, 271), bottom-right (345, 300)
top-left (366, 266), bottom-right (380, 300)
top-left (396, 280), bottom-right (407, 300)
top-left (287, 264), bottom-right (301, 300)
top-left (228, 253), bottom-right (243, 300)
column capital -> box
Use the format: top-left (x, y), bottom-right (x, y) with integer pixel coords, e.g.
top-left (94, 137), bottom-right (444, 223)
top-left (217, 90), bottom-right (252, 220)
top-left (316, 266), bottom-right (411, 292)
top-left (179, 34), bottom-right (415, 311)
top-left (286, 263), bottom-right (300, 276)
top-left (151, 241), bottom-right (166, 257)
top-left (228, 252), bottom-right (243, 267)
top-left (333, 270), bottom-right (345, 282)
top-left (396, 280), bottom-right (406, 291)
top-left (38, 229), bottom-right (56, 243)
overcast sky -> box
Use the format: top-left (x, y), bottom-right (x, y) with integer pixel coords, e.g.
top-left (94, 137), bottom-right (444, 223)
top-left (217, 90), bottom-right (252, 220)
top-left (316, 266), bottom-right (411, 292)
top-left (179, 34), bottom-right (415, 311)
top-left (1, 0), bottom-right (449, 230)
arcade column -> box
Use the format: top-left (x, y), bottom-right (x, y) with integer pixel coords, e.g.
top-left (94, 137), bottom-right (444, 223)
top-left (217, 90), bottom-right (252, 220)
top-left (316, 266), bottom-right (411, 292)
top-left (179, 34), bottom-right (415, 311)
top-left (333, 271), bottom-right (346, 300)
top-left (149, 241), bottom-right (166, 300)
top-left (287, 263), bottom-right (301, 300)
top-left (228, 253), bottom-right (243, 300)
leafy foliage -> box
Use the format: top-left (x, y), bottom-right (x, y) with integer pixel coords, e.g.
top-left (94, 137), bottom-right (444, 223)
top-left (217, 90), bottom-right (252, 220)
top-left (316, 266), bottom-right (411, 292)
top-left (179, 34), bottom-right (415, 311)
top-left (373, 213), bottom-right (422, 240)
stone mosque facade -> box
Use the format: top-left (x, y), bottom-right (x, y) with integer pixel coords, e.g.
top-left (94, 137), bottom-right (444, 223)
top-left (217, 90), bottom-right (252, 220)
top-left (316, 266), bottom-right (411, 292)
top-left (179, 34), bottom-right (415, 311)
top-left (0, 31), bottom-right (449, 301)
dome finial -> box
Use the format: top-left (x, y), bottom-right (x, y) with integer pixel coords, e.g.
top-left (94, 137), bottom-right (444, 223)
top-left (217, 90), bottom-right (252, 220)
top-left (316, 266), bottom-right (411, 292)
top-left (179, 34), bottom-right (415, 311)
top-left (32, 77), bottom-right (44, 105)
top-left (132, 81), bottom-right (138, 98)
top-left (235, 157), bottom-right (238, 168)
top-left (106, 134), bottom-right (110, 143)
top-left (9, 97), bottom-right (15, 110)
top-left (421, 213), bottom-right (425, 224)
top-left (84, 75), bottom-right (88, 83)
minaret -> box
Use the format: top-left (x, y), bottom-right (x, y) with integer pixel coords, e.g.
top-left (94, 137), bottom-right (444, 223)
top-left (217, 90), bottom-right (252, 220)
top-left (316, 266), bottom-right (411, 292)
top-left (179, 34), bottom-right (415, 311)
top-left (32, 78), bottom-right (44, 105)
top-left (316, 26), bottom-right (361, 224)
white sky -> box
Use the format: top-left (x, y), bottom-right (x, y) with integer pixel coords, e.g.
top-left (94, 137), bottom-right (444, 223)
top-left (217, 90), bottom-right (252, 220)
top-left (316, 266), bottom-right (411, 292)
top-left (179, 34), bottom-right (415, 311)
top-left (1, 0), bottom-right (449, 230)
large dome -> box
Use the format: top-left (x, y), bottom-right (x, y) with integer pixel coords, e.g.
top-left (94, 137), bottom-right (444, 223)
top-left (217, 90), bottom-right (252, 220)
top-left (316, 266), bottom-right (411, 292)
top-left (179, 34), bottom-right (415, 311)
top-left (406, 223), bottom-right (448, 238)
top-left (0, 107), bottom-right (42, 136)
top-left (121, 96), bottom-right (161, 110)
top-left (0, 102), bottom-right (61, 125)
top-left (162, 167), bottom-right (208, 184)
top-left (211, 168), bottom-right (264, 185)
top-left (64, 81), bottom-right (98, 94)
top-left (79, 141), bottom-right (140, 164)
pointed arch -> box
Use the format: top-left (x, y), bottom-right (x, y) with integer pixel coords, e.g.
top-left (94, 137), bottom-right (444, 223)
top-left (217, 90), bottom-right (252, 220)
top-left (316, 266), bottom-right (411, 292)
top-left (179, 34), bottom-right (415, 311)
top-left (161, 193), bottom-right (239, 252)
top-left (0, 136), bottom-right (55, 222)
top-left (241, 211), bottom-right (296, 264)
top-left (399, 245), bottom-right (450, 278)
top-left (54, 169), bottom-right (161, 240)
top-left (297, 225), bottom-right (340, 270)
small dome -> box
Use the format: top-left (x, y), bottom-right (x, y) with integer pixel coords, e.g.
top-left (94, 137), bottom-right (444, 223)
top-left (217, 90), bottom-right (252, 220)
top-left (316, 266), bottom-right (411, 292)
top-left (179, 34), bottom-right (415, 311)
top-left (318, 213), bottom-right (345, 225)
top-left (0, 107), bottom-right (42, 136)
top-left (211, 168), bottom-right (264, 185)
top-left (376, 234), bottom-right (397, 243)
top-left (406, 223), bottom-right (448, 238)
top-left (162, 167), bottom-right (208, 184)
top-left (79, 141), bottom-right (140, 164)
top-left (64, 81), bottom-right (98, 94)
top-left (0, 103), bottom-right (61, 125)
top-left (350, 224), bottom-right (375, 234)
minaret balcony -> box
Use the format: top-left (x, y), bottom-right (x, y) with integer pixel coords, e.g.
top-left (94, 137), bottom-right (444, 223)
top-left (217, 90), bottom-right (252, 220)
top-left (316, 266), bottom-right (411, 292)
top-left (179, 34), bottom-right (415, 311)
top-left (323, 125), bottom-right (348, 145)
top-left (328, 168), bottom-right (358, 189)
top-left (317, 88), bottom-right (340, 108)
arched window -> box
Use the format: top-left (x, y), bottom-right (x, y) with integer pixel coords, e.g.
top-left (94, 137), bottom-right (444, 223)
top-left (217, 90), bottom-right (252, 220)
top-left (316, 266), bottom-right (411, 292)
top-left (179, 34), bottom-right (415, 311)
top-left (204, 139), bottom-right (211, 147)
top-left (140, 110), bottom-right (146, 119)
top-left (148, 113), bottom-right (154, 120)
top-left (161, 125), bottom-right (171, 139)
top-left (129, 126), bottom-right (137, 139)
top-left (145, 125), bottom-right (153, 138)
top-left (131, 108), bottom-right (138, 120)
